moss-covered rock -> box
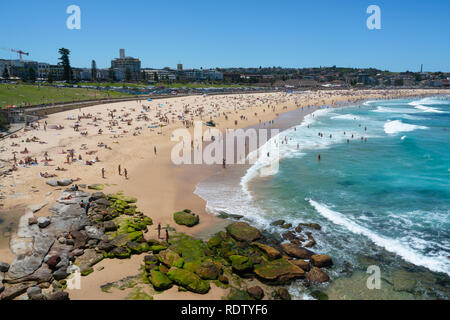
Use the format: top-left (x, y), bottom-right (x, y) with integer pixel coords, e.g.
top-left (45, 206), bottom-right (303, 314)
top-left (225, 288), bottom-right (254, 300)
top-left (251, 242), bottom-right (281, 260)
top-left (173, 211), bottom-right (199, 227)
top-left (207, 235), bottom-right (222, 249)
top-left (110, 246), bottom-right (132, 259)
top-left (158, 249), bottom-right (185, 268)
top-left (127, 241), bottom-right (151, 254)
top-left (229, 255), bottom-right (253, 273)
top-left (151, 245), bottom-right (167, 253)
top-left (226, 222), bottom-right (261, 242)
top-left (254, 259), bottom-right (306, 284)
top-left (109, 231), bottom-right (144, 247)
top-left (166, 267), bottom-right (210, 294)
top-left (195, 261), bottom-right (221, 280)
top-left (169, 234), bottom-right (208, 272)
top-left (149, 270), bottom-right (173, 291)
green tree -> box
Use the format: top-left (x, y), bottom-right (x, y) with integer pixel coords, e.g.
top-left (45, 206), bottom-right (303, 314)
top-left (58, 48), bottom-right (72, 82)
top-left (108, 67), bottom-right (116, 82)
top-left (125, 68), bottom-right (132, 81)
top-left (91, 60), bottom-right (97, 81)
top-left (28, 67), bottom-right (36, 82)
top-left (2, 67), bottom-right (9, 79)
top-left (48, 72), bottom-right (54, 83)
top-left (153, 72), bottom-right (159, 82)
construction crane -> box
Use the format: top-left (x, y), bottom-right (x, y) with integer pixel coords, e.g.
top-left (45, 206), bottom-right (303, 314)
top-left (0, 47), bottom-right (30, 61)
top-left (11, 49), bottom-right (29, 61)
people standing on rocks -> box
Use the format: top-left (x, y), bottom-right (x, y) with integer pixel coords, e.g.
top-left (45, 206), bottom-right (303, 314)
top-left (165, 229), bottom-right (169, 242)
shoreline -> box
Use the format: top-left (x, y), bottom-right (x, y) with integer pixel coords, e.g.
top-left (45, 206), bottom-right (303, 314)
top-left (1, 89), bottom-right (449, 300)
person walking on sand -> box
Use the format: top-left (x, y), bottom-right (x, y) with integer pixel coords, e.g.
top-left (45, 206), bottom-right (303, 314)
top-left (102, 168), bottom-right (105, 179)
top-left (154, 146), bottom-right (157, 156)
top-left (223, 158), bottom-right (226, 169)
top-left (118, 164), bottom-right (121, 176)
top-left (158, 223), bottom-right (161, 239)
top-left (124, 168), bottom-right (128, 179)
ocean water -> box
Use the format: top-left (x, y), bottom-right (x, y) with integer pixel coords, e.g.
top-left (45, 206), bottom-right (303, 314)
top-left (195, 95), bottom-right (450, 298)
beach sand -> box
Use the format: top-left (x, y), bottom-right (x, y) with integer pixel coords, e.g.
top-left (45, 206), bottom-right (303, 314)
top-left (1, 88), bottom-right (449, 300)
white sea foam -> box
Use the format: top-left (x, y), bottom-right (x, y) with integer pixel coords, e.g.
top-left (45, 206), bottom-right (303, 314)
top-left (372, 106), bottom-right (419, 114)
top-left (331, 114), bottom-right (362, 121)
top-left (409, 97), bottom-right (449, 106)
top-left (240, 107), bottom-right (334, 196)
top-left (308, 200), bottom-right (450, 276)
top-left (414, 105), bottom-right (445, 113)
top-left (384, 120), bottom-right (428, 134)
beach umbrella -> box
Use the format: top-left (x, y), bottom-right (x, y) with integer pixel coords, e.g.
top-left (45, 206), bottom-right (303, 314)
top-left (148, 99), bottom-right (152, 102)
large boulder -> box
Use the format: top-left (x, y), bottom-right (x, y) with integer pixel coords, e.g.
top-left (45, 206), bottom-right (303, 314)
top-left (226, 222), bottom-right (261, 242)
top-left (195, 261), bottom-right (220, 280)
top-left (281, 243), bottom-right (314, 259)
top-left (254, 259), bottom-right (305, 284)
top-left (158, 249), bottom-right (184, 268)
top-left (37, 217), bottom-right (51, 228)
top-left (310, 254), bottom-right (333, 268)
top-left (166, 267), bottom-right (210, 294)
top-left (252, 242), bottom-right (281, 260)
top-left (0, 262), bottom-right (10, 272)
top-left (306, 267), bottom-right (330, 284)
top-left (149, 269), bottom-right (172, 291)
top-left (229, 255), bottom-right (253, 273)
top-left (74, 248), bottom-right (103, 275)
top-left (247, 286), bottom-right (264, 300)
top-left (173, 210), bottom-right (199, 227)
top-left (289, 259), bottom-right (310, 271)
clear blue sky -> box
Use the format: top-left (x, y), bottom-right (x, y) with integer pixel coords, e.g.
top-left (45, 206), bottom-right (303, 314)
top-left (1, 0), bottom-right (449, 71)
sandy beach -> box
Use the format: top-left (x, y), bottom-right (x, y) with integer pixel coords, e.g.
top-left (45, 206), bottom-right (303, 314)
top-left (1, 88), bottom-right (449, 300)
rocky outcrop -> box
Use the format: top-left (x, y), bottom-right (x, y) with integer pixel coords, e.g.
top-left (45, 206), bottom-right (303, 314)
top-left (310, 254), bottom-right (333, 268)
top-left (306, 267), bottom-right (330, 284)
top-left (173, 210), bottom-right (199, 227)
top-left (281, 243), bottom-right (314, 259)
top-left (251, 242), bottom-right (281, 260)
top-left (166, 267), bottom-right (210, 294)
top-left (226, 222), bottom-right (261, 242)
top-left (247, 286), bottom-right (264, 300)
top-left (254, 259), bottom-right (306, 284)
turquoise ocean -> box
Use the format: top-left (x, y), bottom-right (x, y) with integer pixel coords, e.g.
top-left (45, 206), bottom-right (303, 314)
top-left (196, 95), bottom-right (450, 299)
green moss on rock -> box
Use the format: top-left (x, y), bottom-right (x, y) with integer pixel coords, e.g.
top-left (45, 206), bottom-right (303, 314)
top-left (166, 267), bottom-right (210, 294)
top-left (173, 211), bottom-right (200, 227)
top-left (226, 222), bottom-right (261, 242)
top-left (149, 270), bottom-right (173, 291)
